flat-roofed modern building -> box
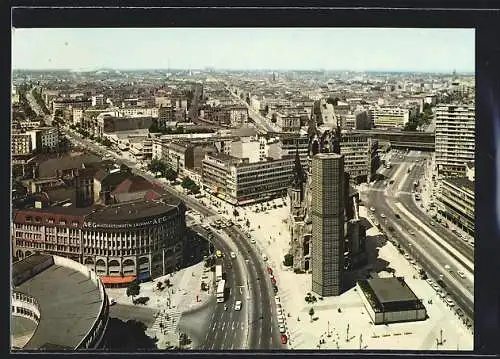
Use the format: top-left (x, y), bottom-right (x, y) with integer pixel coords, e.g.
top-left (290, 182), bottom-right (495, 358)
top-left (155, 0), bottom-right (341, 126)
top-left (373, 106), bottom-right (410, 128)
top-left (201, 152), bottom-right (295, 205)
top-left (340, 131), bottom-right (377, 184)
top-left (435, 104), bottom-right (475, 177)
top-left (437, 177), bottom-right (475, 236)
top-left (11, 254), bottom-right (109, 350)
top-left (356, 277), bottom-right (427, 325)
top-left (311, 153), bottom-right (345, 297)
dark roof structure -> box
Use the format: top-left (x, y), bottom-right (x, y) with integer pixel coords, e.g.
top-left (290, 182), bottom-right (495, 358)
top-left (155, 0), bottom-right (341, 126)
top-left (38, 154), bottom-right (101, 178)
top-left (367, 277), bottom-right (419, 304)
top-left (84, 196), bottom-right (184, 225)
top-left (443, 177), bottom-right (474, 192)
top-left (111, 175), bottom-right (166, 195)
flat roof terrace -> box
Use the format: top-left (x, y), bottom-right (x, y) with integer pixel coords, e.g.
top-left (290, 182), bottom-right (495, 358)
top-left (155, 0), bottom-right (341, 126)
top-left (358, 277), bottom-right (424, 312)
top-left (14, 262), bottom-right (103, 349)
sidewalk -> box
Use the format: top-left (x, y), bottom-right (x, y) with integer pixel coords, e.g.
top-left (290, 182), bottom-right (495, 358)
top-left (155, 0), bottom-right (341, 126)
top-left (106, 261), bottom-right (212, 349)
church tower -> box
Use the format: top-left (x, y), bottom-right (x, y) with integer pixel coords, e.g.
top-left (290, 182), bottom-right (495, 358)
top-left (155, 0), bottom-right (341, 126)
top-left (288, 146), bottom-right (306, 217)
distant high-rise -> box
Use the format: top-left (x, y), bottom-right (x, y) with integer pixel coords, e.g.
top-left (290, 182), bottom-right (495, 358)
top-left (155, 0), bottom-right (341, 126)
top-left (435, 104), bottom-right (475, 177)
top-left (311, 153), bottom-right (345, 297)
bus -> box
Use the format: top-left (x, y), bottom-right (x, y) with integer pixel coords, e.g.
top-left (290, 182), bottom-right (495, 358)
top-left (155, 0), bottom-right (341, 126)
top-left (215, 264), bottom-right (223, 282)
top-left (216, 279), bottom-right (226, 303)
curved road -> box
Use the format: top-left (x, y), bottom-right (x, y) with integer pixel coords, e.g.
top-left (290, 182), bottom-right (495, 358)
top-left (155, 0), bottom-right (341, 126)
top-left (63, 127), bottom-right (283, 350)
top-left (363, 159), bottom-right (474, 322)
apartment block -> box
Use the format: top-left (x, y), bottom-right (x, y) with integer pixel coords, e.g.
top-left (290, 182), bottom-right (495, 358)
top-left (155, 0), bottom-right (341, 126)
top-left (435, 104), bottom-right (475, 177)
top-left (437, 177), bottom-right (475, 236)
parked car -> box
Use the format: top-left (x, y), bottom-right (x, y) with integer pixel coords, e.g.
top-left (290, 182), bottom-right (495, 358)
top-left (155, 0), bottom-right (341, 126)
top-left (230, 252), bottom-right (236, 259)
top-left (457, 271), bottom-right (466, 278)
top-left (280, 334), bottom-right (288, 344)
top-left (370, 207), bottom-right (376, 212)
top-left (279, 324), bottom-right (286, 333)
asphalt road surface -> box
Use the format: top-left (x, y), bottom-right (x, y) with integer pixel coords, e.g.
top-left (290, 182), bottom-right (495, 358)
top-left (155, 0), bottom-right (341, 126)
top-left (190, 224), bottom-right (246, 350)
top-left (63, 129), bottom-right (283, 350)
top-left (363, 158), bottom-right (474, 322)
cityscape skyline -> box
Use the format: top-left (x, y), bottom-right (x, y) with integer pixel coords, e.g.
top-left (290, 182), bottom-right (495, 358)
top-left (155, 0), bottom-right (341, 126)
top-left (12, 28), bottom-right (475, 73)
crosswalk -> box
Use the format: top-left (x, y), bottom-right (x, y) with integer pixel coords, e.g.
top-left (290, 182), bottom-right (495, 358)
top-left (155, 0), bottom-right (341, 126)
top-left (151, 309), bottom-right (183, 335)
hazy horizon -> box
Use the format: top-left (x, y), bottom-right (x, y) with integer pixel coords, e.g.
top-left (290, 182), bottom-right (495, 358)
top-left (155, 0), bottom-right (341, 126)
top-left (12, 28), bottom-right (475, 73)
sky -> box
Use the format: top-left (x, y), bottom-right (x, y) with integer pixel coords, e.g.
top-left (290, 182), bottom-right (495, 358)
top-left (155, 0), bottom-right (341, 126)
top-left (12, 28), bottom-right (475, 73)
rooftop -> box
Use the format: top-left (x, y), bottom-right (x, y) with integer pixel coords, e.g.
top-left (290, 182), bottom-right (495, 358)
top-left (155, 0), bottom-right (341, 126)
top-left (85, 196), bottom-right (184, 225)
top-left (443, 177), bottom-right (474, 192)
top-left (13, 256), bottom-right (104, 349)
top-left (366, 277), bottom-right (419, 304)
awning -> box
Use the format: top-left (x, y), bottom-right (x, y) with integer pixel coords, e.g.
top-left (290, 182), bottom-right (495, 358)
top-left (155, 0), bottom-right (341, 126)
top-left (99, 275), bottom-right (136, 285)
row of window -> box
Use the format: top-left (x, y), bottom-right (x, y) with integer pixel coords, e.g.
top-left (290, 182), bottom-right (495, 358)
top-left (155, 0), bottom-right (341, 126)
top-left (12, 306), bottom-right (40, 322)
top-left (22, 217), bottom-right (79, 226)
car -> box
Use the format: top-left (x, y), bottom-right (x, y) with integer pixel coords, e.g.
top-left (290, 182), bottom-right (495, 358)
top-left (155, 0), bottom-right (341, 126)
top-left (279, 324), bottom-right (286, 333)
top-left (425, 278), bottom-right (434, 286)
top-left (230, 252), bottom-right (236, 259)
top-left (262, 255), bottom-right (268, 261)
top-left (457, 271), bottom-right (466, 278)
top-left (380, 213), bottom-right (386, 218)
top-left (267, 267), bottom-right (273, 275)
top-left (408, 229), bottom-right (415, 235)
top-left (404, 253), bottom-right (411, 259)
top-left (429, 221), bottom-right (435, 226)
top-left (468, 240), bottom-right (474, 247)
top-left (271, 277), bottom-right (277, 285)
top-left (277, 315), bottom-right (285, 324)
top-left (280, 334), bottom-right (288, 345)
top-left (216, 250), bottom-right (222, 258)
top-left (370, 207), bottom-right (376, 212)
top-left (234, 300), bottom-right (242, 311)
top-left (109, 298), bottom-right (117, 306)
top-left (250, 239), bottom-right (256, 244)
top-left (456, 232), bottom-right (462, 238)
top-left (274, 296), bottom-right (280, 305)
top-left (444, 297), bottom-right (455, 307)
top-left (395, 213), bottom-right (401, 219)
top-left (277, 308), bottom-right (283, 316)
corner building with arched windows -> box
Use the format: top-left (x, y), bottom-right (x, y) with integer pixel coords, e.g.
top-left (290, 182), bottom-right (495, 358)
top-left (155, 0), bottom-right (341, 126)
top-left (12, 196), bottom-right (187, 287)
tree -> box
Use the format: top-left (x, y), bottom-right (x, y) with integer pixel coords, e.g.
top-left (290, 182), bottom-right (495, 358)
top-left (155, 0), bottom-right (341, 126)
top-left (233, 209), bottom-right (239, 217)
top-left (189, 184), bottom-right (200, 195)
top-left (182, 177), bottom-right (196, 189)
top-left (309, 307), bottom-right (315, 322)
top-left (164, 168), bottom-right (177, 181)
top-left (283, 253), bottom-right (294, 267)
top-left (127, 280), bottom-right (140, 299)
top-left (246, 219), bottom-right (250, 228)
top-left (148, 159), bottom-right (165, 174)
